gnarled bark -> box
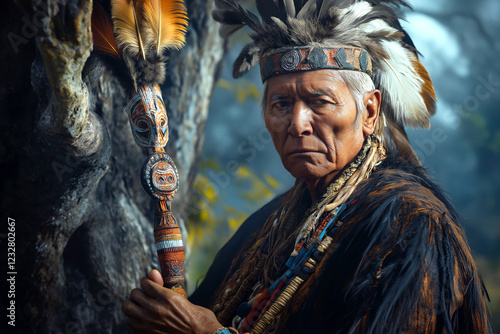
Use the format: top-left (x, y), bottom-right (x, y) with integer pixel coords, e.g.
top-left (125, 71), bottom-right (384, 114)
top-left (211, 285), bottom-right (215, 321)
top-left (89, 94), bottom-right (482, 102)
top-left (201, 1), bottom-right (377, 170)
top-left (0, 0), bottom-right (224, 332)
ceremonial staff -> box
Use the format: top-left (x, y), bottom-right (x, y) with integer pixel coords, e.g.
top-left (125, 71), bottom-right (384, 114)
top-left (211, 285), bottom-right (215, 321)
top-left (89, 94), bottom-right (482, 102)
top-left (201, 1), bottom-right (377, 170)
top-left (91, 0), bottom-right (189, 296)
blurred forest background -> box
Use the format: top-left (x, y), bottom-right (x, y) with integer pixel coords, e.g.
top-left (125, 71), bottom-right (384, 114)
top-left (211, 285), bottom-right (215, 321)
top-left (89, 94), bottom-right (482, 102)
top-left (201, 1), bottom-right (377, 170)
top-left (185, 0), bottom-right (500, 330)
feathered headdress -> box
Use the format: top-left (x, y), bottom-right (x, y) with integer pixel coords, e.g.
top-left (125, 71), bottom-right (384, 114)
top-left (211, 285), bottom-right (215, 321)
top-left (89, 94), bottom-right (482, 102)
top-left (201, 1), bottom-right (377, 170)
top-left (212, 0), bottom-right (437, 165)
top-left (91, 0), bottom-right (188, 87)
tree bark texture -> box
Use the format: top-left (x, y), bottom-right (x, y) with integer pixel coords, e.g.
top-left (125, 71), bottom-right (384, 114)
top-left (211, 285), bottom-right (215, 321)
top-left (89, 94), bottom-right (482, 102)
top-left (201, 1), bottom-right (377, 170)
top-left (0, 0), bottom-right (224, 333)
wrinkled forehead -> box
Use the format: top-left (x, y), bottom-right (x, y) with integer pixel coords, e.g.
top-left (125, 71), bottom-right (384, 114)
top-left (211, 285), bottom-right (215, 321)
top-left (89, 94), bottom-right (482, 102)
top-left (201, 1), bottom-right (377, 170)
top-left (264, 69), bottom-right (350, 98)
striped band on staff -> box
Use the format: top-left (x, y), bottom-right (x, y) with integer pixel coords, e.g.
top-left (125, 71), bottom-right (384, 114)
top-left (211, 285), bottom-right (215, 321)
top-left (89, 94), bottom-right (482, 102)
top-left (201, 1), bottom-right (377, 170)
top-left (155, 239), bottom-right (184, 251)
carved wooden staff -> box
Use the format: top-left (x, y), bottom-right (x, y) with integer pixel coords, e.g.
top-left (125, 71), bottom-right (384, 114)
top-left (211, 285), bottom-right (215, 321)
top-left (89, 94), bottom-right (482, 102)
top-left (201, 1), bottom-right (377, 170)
top-left (127, 85), bottom-right (186, 296)
top-left (91, 0), bottom-right (188, 296)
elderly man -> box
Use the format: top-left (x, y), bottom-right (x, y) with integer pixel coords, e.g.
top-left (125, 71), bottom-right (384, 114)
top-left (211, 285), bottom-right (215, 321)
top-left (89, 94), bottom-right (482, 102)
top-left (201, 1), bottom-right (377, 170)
top-left (123, 0), bottom-right (490, 333)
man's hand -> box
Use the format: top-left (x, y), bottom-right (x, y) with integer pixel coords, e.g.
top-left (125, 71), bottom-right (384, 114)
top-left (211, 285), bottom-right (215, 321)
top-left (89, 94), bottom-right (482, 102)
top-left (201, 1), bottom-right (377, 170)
top-left (123, 270), bottom-right (223, 334)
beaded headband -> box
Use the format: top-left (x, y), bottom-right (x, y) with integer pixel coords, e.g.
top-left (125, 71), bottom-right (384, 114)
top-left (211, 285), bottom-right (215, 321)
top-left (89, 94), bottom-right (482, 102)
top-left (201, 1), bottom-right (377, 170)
top-left (259, 46), bottom-right (373, 82)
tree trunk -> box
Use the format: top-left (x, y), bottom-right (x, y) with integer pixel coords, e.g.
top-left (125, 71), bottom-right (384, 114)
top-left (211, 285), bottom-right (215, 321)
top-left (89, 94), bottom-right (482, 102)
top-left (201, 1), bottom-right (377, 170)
top-left (0, 0), bottom-right (224, 333)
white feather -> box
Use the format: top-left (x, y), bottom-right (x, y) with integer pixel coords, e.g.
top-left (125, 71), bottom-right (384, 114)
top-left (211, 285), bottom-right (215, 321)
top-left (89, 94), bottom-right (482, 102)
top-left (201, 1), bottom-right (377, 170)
top-left (377, 40), bottom-right (428, 127)
top-left (359, 18), bottom-right (399, 35)
top-left (284, 0), bottom-right (296, 18)
top-left (335, 2), bottom-right (373, 31)
top-left (271, 16), bottom-right (288, 31)
top-left (297, 0), bottom-right (317, 20)
top-left (338, 1), bottom-right (373, 18)
top-left (329, 2), bottom-right (377, 39)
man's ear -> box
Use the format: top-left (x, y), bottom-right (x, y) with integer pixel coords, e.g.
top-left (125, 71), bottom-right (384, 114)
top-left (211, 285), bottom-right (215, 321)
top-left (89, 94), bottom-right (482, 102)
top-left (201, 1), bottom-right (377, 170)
top-left (362, 89), bottom-right (381, 136)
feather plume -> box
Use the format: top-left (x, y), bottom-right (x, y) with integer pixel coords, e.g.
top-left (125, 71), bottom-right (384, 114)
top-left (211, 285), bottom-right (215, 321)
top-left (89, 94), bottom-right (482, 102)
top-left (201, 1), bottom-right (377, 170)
top-left (317, 0), bottom-right (338, 19)
top-left (376, 40), bottom-right (435, 128)
top-left (413, 58), bottom-right (437, 117)
top-left (271, 17), bottom-right (288, 32)
top-left (284, 0), bottom-right (296, 18)
top-left (112, 0), bottom-right (146, 60)
top-left (213, 0), bottom-right (261, 32)
top-left (256, 0), bottom-right (286, 24)
top-left (91, 3), bottom-right (121, 59)
top-left (296, 0), bottom-right (317, 20)
top-left (385, 117), bottom-right (421, 166)
top-left (233, 44), bottom-right (261, 78)
top-left (142, 0), bottom-right (188, 55)
top-left (102, 0), bottom-right (189, 86)
top-left (212, 0), bottom-right (438, 164)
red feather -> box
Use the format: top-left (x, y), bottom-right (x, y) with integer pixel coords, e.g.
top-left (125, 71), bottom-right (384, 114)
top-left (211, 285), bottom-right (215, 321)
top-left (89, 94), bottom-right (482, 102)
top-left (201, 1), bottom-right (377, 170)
top-left (413, 59), bottom-right (437, 119)
top-left (92, 3), bottom-right (121, 59)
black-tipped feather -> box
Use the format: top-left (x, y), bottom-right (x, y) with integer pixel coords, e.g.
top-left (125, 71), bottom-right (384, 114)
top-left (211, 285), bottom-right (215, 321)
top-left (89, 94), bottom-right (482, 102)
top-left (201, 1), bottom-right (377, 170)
top-left (293, 0), bottom-right (307, 10)
top-left (368, 0), bottom-right (411, 8)
top-left (256, 0), bottom-right (287, 23)
top-left (233, 43), bottom-right (260, 78)
top-left (213, 0), bottom-right (261, 32)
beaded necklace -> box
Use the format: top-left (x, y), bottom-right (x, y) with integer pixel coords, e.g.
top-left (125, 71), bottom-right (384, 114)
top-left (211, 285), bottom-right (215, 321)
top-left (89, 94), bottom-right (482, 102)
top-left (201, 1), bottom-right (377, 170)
top-left (234, 137), bottom-right (374, 333)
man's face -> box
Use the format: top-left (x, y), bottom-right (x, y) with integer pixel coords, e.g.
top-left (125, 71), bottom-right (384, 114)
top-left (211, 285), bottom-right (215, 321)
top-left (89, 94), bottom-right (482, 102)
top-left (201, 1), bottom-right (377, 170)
top-left (264, 70), bottom-right (374, 182)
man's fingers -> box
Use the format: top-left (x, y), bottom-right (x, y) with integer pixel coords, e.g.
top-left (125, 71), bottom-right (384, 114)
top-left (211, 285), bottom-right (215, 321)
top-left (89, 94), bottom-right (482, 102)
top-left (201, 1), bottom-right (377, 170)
top-left (123, 298), bottom-right (147, 319)
top-left (124, 294), bottom-right (169, 334)
top-left (129, 288), bottom-right (155, 310)
top-left (140, 276), bottom-right (166, 299)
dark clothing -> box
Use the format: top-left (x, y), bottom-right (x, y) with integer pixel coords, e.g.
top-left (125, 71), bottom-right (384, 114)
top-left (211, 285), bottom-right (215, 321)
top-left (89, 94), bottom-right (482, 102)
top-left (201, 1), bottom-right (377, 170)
top-left (190, 155), bottom-right (490, 333)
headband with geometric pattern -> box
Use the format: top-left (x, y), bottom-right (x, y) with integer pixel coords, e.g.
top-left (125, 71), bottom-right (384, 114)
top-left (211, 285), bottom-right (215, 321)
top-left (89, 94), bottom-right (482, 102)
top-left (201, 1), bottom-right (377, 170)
top-left (260, 46), bottom-right (372, 82)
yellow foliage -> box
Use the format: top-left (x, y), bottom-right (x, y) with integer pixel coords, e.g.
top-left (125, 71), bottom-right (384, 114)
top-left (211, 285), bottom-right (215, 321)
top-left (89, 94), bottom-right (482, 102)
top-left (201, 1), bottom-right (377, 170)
top-left (236, 85), bottom-right (246, 103)
top-left (236, 165), bottom-right (252, 178)
top-left (186, 157), bottom-right (283, 294)
top-left (247, 83), bottom-right (261, 101)
top-left (217, 78), bottom-right (233, 91)
top-left (196, 175), bottom-right (218, 203)
top-left (228, 218), bottom-right (241, 232)
top-left (236, 82), bottom-right (261, 103)
top-left (199, 208), bottom-right (209, 222)
top-left (217, 79), bottom-right (261, 103)
top-left (264, 173), bottom-right (280, 189)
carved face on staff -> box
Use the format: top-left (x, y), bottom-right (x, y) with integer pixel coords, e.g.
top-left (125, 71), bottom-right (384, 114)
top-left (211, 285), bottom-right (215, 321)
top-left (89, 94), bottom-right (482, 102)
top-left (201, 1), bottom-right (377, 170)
top-left (127, 85), bottom-right (170, 149)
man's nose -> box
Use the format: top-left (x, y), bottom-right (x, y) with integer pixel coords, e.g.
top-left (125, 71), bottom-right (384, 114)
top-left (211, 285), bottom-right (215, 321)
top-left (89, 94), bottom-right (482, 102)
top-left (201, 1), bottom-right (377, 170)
top-left (288, 101), bottom-right (313, 136)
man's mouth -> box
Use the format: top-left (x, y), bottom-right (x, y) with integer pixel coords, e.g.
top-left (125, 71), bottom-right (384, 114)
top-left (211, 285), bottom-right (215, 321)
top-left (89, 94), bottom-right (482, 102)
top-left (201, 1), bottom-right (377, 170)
top-left (287, 149), bottom-right (318, 155)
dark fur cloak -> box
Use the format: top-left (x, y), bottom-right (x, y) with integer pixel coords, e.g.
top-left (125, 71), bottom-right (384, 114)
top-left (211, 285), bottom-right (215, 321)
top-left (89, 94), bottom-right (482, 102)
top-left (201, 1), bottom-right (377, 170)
top-left (190, 152), bottom-right (490, 333)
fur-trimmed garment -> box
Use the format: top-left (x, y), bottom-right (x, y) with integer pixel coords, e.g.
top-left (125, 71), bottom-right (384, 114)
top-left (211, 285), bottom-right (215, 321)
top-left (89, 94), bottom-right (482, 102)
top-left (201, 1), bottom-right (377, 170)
top-left (190, 153), bottom-right (491, 333)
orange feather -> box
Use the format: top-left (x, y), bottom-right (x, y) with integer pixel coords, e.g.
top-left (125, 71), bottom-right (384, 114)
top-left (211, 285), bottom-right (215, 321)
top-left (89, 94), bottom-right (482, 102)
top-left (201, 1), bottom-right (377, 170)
top-left (112, 0), bottom-right (146, 60)
top-left (413, 59), bottom-right (437, 120)
top-left (91, 3), bottom-right (120, 59)
top-left (142, 0), bottom-right (188, 55)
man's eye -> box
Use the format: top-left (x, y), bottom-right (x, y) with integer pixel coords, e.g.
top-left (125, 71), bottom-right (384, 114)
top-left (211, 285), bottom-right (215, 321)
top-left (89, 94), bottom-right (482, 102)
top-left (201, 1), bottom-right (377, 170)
top-left (311, 99), bottom-right (330, 106)
top-left (280, 101), bottom-right (291, 107)
top-left (273, 101), bottom-right (291, 111)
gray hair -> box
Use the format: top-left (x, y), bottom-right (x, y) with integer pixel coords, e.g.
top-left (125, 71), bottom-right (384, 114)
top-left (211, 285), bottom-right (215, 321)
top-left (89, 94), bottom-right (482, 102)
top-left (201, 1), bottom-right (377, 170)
top-left (338, 70), bottom-right (376, 124)
top-left (261, 70), bottom-right (375, 122)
